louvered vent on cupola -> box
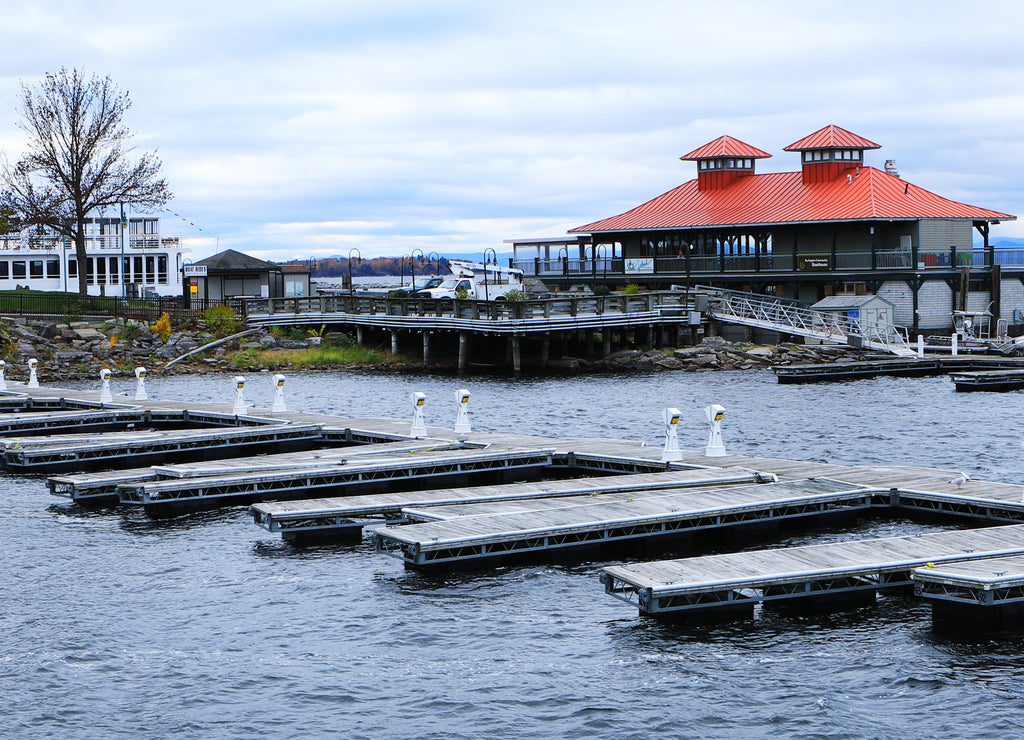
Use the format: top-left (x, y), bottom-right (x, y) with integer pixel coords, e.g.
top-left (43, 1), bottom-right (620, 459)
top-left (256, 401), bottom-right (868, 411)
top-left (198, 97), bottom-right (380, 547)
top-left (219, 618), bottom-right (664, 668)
top-left (784, 125), bottom-right (882, 185)
top-left (680, 135), bottom-right (771, 191)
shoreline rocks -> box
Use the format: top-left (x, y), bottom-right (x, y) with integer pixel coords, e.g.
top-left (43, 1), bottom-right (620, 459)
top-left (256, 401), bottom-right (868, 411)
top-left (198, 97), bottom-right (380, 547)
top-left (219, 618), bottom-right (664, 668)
top-left (0, 316), bottom-right (883, 381)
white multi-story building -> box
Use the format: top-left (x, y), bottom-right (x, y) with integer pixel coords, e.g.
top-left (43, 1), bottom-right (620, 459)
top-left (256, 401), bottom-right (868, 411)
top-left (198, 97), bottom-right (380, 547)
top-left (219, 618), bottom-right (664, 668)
top-left (0, 215), bottom-right (187, 297)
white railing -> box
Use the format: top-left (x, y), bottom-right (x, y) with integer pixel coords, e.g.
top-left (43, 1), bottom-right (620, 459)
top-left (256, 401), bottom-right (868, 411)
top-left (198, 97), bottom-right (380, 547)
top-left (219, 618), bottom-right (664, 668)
top-left (702, 287), bottom-right (914, 356)
top-left (0, 234), bottom-right (179, 252)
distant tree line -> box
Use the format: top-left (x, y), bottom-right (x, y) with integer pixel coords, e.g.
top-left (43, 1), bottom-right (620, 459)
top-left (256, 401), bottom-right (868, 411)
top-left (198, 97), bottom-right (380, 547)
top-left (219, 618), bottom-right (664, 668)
top-left (281, 256), bottom-right (449, 278)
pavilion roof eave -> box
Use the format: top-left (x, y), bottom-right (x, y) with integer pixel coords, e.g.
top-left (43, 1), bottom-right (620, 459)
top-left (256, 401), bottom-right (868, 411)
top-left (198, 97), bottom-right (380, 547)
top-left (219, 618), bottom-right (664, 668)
top-left (577, 214), bottom-right (1013, 235)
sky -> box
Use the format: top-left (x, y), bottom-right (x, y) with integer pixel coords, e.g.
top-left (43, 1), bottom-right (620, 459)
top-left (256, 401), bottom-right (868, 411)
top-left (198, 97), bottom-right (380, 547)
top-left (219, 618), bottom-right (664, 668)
top-left (1, 0), bottom-right (1023, 263)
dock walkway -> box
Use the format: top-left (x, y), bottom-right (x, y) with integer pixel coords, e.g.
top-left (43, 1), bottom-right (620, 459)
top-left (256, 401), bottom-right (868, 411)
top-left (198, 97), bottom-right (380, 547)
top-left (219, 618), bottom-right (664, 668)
top-left (600, 524), bottom-right (1024, 616)
top-left (251, 466), bottom-right (767, 541)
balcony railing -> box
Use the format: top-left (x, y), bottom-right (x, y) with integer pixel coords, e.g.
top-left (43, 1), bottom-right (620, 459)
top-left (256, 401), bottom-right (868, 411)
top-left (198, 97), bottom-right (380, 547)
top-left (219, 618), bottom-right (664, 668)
top-left (514, 247), bottom-right (1017, 278)
top-left (0, 234), bottom-right (179, 252)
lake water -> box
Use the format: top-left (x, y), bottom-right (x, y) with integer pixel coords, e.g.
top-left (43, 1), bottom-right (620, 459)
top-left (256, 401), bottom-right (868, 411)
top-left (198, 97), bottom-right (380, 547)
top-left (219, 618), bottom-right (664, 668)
top-left (4, 369), bottom-right (1024, 739)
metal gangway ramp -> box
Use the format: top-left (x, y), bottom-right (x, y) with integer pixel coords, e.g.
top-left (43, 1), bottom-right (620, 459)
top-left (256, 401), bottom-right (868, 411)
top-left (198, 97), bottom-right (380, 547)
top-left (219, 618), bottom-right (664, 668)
top-left (698, 286), bottom-right (916, 356)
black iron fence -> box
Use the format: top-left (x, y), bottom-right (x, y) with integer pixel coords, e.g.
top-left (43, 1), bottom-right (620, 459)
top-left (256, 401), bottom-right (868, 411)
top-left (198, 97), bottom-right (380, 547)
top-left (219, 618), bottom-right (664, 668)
top-left (0, 292), bottom-right (245, 324)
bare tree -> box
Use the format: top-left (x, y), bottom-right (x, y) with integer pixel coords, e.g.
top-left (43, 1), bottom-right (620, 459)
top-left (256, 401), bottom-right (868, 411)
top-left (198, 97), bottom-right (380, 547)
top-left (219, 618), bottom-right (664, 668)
top-left (0, 68), bottom-right (171, 295)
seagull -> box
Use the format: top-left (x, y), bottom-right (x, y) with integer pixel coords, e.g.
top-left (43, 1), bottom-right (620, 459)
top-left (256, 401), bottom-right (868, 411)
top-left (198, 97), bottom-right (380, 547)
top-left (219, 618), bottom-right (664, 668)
top-left (950, 471), bottom-right (970, 488)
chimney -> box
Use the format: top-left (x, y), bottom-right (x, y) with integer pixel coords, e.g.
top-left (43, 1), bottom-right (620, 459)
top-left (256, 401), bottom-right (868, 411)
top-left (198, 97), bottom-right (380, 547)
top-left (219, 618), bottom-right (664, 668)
top-left (884, 159), bottom-right (900, 178)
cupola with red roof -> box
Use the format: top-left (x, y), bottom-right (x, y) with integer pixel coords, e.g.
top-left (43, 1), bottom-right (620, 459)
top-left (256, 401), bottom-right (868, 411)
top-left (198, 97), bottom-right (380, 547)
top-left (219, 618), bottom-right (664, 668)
top-left (681, 135), bottom-right (771, 192)
top-left (784, 124), bottom-right (881, 185)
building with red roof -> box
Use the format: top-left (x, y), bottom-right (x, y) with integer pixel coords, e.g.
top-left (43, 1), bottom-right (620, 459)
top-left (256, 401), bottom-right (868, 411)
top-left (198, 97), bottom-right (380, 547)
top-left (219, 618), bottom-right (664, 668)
top-left (512, 125), bottom-right (1018, 333)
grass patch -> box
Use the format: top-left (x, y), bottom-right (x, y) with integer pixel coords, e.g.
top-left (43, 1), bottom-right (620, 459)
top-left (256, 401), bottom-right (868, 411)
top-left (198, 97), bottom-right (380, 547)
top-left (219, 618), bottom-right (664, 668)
top-left (233, 345), bottom-right (390, 367)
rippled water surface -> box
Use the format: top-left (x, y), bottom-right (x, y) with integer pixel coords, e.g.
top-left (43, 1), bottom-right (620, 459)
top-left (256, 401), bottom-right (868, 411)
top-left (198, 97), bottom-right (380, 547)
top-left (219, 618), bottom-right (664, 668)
top-left (4, 370), bottom-right (1024, 739)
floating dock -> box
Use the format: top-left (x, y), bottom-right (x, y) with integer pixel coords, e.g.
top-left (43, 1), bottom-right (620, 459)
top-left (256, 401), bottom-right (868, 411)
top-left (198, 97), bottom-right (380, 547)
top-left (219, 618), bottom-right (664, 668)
top-left (116, 446), bottom-right (557, 513)
top-left (600, 524), bottom-right (1024, 620)
top-left (48, 440), bottom-right (462, 502)
top-left (13, 380), bottom-right (1024, 634)
top-left (950, 369), bottom-right (1024, 392)
top-left (371, 478), bottom-right (874, 567)
top-left (252, 466), bottom-right (768, 543)
top-left (912, 555), bottom-right (1024, 635)
top-left (775, 356), bottom-right (1024, 384)
top-left (1, 421), bottom-right (327, 472)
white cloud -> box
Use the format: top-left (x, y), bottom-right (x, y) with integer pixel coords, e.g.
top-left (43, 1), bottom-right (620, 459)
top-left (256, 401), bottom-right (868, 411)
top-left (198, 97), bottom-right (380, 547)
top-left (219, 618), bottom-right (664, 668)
top-left (2, 0), bottom-right (1024, 257)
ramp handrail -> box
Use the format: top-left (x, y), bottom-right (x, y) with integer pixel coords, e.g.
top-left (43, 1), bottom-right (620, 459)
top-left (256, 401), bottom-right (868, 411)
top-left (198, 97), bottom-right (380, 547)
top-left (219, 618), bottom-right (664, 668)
top-left (697, 286), bottom-right (913, 356)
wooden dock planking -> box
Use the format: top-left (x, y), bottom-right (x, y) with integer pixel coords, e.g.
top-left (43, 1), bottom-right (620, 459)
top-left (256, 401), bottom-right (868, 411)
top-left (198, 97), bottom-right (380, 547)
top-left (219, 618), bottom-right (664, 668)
top-left (601, 524), bottom-right (1024, 615)
top-left (46, 440), bottom-right (463, 500)
top-left (47, 466), bottom-right (159, 499)
top-left (911, 555), bottom-right (1024, 613)
top-left (2, 422), bottom-right (327, 472)
top-left (150, 439), bottom-right (463, 478)
top-left (250, 466), bottom-right (767, 532)
top-left (398, 473), bottom-right (796, 522)
top-left (118, 447), bottom-right (556, 507)
top-left (371, 479), bottom-right (873, 566)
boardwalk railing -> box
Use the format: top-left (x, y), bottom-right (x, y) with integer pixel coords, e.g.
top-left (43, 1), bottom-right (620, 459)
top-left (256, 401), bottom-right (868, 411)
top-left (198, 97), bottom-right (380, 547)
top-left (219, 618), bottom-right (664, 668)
top-left (240, 291), bottom-right (694, 327)
top-left (700, 286), bottom-right (915, 356)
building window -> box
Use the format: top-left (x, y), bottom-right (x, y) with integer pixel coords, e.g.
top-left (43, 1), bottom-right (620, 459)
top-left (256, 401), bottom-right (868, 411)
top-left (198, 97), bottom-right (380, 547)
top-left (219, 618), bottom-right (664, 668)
top-left (134, 256), bottom-right (143, 283)
top-left (145, 256), bottom-right (155, 284)
top-left (157, 254), bottom-right (167, 284)
top-left (0, 262), bottom-right (8, 279)
top-left (12, 261), bottom-right (26, 279)
top-left (69, 260), bottom-right (77, 278)
top-left (29, 260), bottom-right (43, 279)
top-left (46, 260), bottom-right (59, 278)
top-left (96, 257), bottom-right (106, 282)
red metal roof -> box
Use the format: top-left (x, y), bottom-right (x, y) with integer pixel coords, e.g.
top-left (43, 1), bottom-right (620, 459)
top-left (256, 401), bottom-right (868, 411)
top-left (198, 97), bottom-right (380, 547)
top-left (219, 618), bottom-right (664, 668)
top-left (680, 135), bottom-right (771, 161)
top-left (784, 125), bottom-right (881, 151)
top-left (571, 167), bottom-right (1014, 233)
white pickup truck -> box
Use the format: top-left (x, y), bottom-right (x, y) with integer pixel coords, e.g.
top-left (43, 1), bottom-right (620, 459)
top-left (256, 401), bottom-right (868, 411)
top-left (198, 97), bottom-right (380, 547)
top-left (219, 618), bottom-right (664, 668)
top-left (415, 260), bottom-right (525, 300)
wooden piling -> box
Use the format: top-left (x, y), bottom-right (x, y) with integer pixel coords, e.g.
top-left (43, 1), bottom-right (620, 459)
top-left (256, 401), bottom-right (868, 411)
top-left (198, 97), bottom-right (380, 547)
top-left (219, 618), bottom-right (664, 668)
top-left (458, 331), bottom-right (469, 373)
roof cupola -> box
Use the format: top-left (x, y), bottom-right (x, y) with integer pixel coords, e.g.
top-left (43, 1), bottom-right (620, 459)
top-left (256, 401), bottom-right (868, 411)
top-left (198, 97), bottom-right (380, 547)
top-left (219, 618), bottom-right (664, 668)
top-left (681, 135), bottom-right (771, 191)
top-left (784, 124), bottom-right (880, 184)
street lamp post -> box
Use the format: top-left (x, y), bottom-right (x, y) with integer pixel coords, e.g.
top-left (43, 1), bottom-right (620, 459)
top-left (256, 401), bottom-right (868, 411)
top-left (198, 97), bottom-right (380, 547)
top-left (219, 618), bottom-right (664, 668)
top-left (427, 251), bottom-right (441, 276)
top-left (410, 249), bottom-right (424, 292)
top-left (120, 203), bottom-right (128, 299)
top-left (482, 247), bottom-right (497, 301)
top-left (347, 248), bottom-right (361, 295)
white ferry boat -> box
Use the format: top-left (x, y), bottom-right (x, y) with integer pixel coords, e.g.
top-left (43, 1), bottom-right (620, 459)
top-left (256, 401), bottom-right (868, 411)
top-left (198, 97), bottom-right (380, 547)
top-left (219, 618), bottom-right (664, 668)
top-left (0, 215), bottom-right (187, 297)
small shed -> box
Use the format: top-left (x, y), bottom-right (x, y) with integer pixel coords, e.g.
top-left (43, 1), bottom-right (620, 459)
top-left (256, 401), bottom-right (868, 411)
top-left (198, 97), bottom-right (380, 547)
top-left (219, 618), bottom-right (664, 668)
top-left (811, 294), bottom-right (895, 333)
top-left (183, 249), bottom-right (285, 302)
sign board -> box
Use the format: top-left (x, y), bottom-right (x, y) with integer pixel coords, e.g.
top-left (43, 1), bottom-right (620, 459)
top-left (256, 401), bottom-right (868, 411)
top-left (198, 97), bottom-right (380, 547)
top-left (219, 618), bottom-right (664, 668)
top-left (798, 255), bottom-right (831, 271)
top-left (183, 265), bottom-right (208, 276)
top-left (189, 279), bottom-right (198, 294)
top-left (625, 258), bottom-right (654, 274)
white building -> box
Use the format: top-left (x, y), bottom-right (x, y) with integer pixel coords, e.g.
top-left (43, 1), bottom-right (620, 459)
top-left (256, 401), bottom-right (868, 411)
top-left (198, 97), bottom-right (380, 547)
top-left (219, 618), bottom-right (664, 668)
top-left (0, 215), bottom-right (187, 297)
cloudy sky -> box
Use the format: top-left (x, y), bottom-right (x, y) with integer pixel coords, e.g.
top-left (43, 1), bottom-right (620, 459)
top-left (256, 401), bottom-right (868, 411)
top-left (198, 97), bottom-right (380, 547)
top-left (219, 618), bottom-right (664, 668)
top-left (1, 0), bottom-right (1022, 262)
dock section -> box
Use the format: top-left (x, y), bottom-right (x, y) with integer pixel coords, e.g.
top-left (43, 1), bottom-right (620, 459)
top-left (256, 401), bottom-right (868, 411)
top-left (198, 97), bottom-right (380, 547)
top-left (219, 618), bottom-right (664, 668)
top-left (601, 524), bottom-right (1024, 619)
top-left (117, 447), bottom-right (557, 513)
top-left (913, 555), bottom-right (1024, 635)
top-left (1, 422), bottom-right (327, 472)
top-left (251, 466), bottom-right (768, 543)
top-left (371, 478), bottom-right (875, 567)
